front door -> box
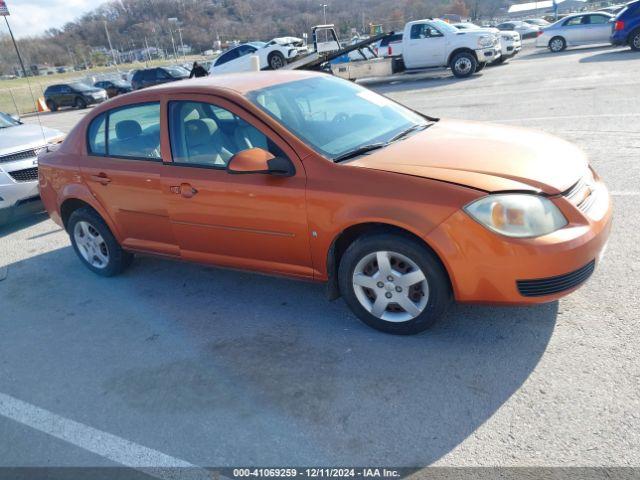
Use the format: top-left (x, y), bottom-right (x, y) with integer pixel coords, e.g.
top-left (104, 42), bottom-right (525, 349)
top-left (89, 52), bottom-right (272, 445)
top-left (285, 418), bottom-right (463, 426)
top-left (404, 23), bottom-right (447, 68)
top-left (160, 95), bottom-right (312, 278)
top-left (81, 101), bottom-right (177, 256)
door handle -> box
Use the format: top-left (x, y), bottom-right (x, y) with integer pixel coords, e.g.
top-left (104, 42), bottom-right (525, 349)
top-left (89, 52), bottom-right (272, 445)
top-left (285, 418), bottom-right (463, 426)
top-left (90, 173), bottom-right (111, 185)
top-left (170, 183), bottom-right (198, 198)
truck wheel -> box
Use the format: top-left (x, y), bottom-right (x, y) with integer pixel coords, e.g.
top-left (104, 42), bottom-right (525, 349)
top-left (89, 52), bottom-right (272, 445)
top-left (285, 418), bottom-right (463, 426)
top-left (549, 36), bottom-right (566, 52)
top-left (475, 62), bottom-right (486, 72)
top-left (450, 52), bottom-right (477, 78)
top-left (630, 29), bottom-right (640, 51)
top-left (268, 51), bottom-right (286, 70)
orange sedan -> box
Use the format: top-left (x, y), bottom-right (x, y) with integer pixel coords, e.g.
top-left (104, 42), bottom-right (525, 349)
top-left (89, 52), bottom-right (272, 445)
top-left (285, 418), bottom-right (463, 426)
top-left (38, 71), bottom-right (612, 334)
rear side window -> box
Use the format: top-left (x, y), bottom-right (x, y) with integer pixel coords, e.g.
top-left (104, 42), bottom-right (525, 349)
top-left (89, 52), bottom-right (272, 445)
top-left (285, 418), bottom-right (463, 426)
top-left (87, 113), bottom-right (106, 155)
top-left (107, 103), bottom-right (161, 160)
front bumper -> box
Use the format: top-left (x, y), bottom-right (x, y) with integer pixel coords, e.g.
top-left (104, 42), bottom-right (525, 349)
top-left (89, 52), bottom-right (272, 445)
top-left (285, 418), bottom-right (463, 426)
top-left (426, 180), bottom-right (612, 304)
top-left (476, 46), bottom-right (501, 63)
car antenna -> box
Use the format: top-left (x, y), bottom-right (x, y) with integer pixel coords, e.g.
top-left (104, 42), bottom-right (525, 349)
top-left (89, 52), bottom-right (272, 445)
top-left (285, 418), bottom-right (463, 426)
top-left (3, 13), bottom-right (48, 145)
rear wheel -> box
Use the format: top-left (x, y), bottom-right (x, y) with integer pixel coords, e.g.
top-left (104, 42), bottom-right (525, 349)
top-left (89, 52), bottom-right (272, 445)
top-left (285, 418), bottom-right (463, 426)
top-left (268, 51), bottom-right (286, 70)
top-left (75, 97), bottom-right (87, 109)
top-left (630, 29), bottom-right (640, 51)
top-left (46, 99), bottom-right (58, 112)
top-left (450, 52), bottom-right (477, 78)
top-left (549, 36), bottom-right (566, 52)
top-left (68, 207), bottom-right (132, 277)
top-left (338, 233), bottom-right (452, 335)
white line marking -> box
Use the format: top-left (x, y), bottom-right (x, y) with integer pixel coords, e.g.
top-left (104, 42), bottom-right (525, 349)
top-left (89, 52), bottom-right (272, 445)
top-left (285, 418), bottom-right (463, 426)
top-left (493, 113), bottom-right (640, 123)
top-left (0, 392), bottom-right (212, 480)
top-left (610, 191), bottom-right (640, 196)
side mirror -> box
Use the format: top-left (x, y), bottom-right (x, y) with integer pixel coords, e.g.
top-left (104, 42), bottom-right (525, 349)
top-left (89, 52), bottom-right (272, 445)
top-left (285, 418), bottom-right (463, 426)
top-left (226, 148), bottom-right (295, 177)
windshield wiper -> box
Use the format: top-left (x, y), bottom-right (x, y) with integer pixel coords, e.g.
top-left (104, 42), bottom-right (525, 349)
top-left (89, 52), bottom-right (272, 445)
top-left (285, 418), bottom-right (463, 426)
top-left (333, 143), bottom-right (387, 163)
top-left (388, 123), bottom-right (431, 143)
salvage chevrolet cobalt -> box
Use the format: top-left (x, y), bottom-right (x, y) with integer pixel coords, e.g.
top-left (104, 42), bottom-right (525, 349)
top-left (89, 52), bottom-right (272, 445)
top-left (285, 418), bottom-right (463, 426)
top-left (38, 71), bottom-right (611, 334)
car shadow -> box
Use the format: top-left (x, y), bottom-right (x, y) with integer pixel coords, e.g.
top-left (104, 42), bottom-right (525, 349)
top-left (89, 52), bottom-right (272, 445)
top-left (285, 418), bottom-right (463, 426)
top-left (0, 246), bottom-right (558, 465)
top-left (365, 74), bottom-right (477, 95)
top-left (0, 211), bottom-right (49, 239)
top-left (518, 44), bottom-right (618, 60)
top-left (580, 48), bottom-right (640, 62)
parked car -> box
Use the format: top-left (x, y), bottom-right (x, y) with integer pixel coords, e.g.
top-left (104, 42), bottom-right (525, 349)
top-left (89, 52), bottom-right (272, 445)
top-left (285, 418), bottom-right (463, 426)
top-left (524, 18), bottom-right (550, 27)
top-left (401, 18), bottom-right (501, 77)
top-left (536, 12), bottom-right (614, 52)
top-left (599, 3), bottom-right (628, 15)
top-left (611, 0), bottom-right (640, 50)
top-left (209, 39), bottom-right (305, 74)
top-left (373, 33), bottom-right (404, 57)
top-left (453, 22), bottom-right (522, 63)
top-left (496, 20), bottom-right (541, 39)
top-left (0, 111), bottom-right (64, 223)
top-left (131, 66), bottom-right (189, 90)
top-left (37, 72), bottom-right (611, 335)
top-left (94, 79), bottom-right (132, 98)
top-left (43, 82), bottom-right (108, 111)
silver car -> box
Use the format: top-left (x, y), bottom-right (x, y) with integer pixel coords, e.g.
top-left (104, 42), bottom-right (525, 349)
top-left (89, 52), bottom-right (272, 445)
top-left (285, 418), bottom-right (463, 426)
top-left (0, 112), bottom-right (64, 224)
top-left (536, 12), bottom-right (614, 52)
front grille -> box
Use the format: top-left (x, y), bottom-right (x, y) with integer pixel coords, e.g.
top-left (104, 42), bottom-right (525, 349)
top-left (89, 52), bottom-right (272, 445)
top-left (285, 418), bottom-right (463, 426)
top-left (517, 260), bottom-right (595, 297)
top-left (0, 147), bottom-right (44, 164)
top-left (8, 166), bottom-right (39, 182)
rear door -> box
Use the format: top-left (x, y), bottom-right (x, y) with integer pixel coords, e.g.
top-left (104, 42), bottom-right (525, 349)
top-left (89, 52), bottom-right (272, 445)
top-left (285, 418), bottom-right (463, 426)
top-left (160, 94), bottom-right (312, 278)
top-left (80, 102), bottom-right (177, 255)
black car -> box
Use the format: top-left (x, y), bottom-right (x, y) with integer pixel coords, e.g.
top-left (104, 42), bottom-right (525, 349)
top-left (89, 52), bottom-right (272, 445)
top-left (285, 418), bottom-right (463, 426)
top-left (43, 83), bottom-right (108, 111)
top-left (131, 66), bottom-right (189, 90)
top-left (94, 79), bottom-right (132, 98)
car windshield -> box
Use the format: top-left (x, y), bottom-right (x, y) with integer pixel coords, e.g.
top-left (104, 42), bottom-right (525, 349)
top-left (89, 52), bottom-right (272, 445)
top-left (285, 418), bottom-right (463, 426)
top-left (0, 111), bottom-right (20, 128)
top-left (70, 82), bottom-right (93, 91)
top-left (248, 76), bottom-right (429, 160)
top-left (432, 19), bottom-right (460, 34)
top-left (165, 67), bottom-right (189, 78)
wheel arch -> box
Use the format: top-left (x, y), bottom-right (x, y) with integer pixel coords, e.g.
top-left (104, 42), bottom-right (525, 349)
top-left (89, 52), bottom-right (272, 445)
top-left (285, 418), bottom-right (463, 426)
top-left (325, 222), bottom-right (453, 300)
top-left (447, 47), bottom-right (478, 66)
top-left (58, 188), bottom-right (121, 241)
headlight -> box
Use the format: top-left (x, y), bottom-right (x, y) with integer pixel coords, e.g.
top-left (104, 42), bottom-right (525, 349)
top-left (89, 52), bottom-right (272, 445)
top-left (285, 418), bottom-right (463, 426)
top-left (464, 194), bottom-right (568, 238)
top-left (478, 35), bottom-right (494, 48)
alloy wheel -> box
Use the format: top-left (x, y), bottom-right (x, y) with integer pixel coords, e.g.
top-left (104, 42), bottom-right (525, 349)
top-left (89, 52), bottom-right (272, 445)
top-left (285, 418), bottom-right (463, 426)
top-left (73, 221), bottom-right (110, 269)
top-left (454, 57), bottom-right (473, 75)
top-left (352, 250), bottom-right (429, 322)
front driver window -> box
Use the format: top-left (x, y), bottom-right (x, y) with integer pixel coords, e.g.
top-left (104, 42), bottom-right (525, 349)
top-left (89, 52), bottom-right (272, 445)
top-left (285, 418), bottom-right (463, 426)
top-left (168, 101), bottom-right (284, 168)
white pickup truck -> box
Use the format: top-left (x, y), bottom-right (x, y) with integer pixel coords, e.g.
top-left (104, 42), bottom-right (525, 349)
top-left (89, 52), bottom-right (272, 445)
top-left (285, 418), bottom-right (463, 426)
top-left (401, 18), bottom-right (501, 77)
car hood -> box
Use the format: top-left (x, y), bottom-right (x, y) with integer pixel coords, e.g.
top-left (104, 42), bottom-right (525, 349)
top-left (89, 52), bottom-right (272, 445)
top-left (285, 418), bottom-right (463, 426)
top-left (0, 123), bottom-right (64, 156)
top-left (347, 119), bottom-right (588, 194)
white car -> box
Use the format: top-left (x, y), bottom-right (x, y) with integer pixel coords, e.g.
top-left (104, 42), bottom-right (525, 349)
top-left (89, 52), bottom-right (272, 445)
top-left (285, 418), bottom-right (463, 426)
top-left (453, 23), bottom-right (521, 63)
top-left (373, 33), bottom-right (404, 57)
top-left (209, 39), bottom-right (306, 74)
top-left (535, 12), bottom-right (614, 52)
top-left (496, 20), bottom-right (541, 39)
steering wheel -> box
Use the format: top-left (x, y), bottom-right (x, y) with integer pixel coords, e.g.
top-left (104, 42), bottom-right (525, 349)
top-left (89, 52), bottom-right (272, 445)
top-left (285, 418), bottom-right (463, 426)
top-left (332, 112), bottom-right (349, 124)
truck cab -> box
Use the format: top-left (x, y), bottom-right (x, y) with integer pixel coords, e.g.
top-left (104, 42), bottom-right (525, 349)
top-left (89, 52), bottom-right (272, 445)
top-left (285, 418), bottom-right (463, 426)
top-left (401, 18), bottom-right (500, 77)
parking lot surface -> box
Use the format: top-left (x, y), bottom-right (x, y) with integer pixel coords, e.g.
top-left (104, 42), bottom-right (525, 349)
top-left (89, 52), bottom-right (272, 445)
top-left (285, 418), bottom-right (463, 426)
top-left (2, 45), bottom-right (640, 470)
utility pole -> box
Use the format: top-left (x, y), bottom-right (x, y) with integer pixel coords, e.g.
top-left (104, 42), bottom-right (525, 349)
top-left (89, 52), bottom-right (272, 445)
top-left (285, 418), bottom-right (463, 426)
top-left (176, 27), bottom-right (186, 60)
top-left (103, 20), bottom-right (119, 68)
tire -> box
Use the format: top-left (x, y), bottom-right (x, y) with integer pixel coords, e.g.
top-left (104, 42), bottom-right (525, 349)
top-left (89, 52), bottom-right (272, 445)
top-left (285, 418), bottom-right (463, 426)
top-left (450, 51), bottom-right (477, 78)
top-left (75, 97), bottom-right (87, 109)
top-left (68, 207), bottom-right (133, 277)
top-left (475, 62), bottom-right (486, 72)
top-left (630, 29), bottom-right (640, 51)
top-left (548, 36), bottom-right (566, 52)
top-left (494, 56), bottom-right (507, 65)
top-left (268, 51), bottom-right (286, 70)
top-left (338, 233), bottom-right (452, 335)
top-left (46, 100), bottom-right (58, 112)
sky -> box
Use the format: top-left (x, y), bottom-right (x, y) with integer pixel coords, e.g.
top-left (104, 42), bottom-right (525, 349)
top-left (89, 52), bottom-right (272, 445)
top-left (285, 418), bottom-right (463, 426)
top-left (2, 0), bottom-right (109, 38)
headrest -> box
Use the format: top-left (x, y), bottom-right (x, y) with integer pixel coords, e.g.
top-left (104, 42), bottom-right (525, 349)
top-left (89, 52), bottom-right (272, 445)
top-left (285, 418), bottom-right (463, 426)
top-left (185, 119), bottom-right (217, 147)
top-left (115, 120), bottom-right (142, 141)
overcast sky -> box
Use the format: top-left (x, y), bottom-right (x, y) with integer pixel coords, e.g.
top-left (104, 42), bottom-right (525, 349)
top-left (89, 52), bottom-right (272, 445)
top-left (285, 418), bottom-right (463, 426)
top-left (3, 0), bottom-right (109, 38)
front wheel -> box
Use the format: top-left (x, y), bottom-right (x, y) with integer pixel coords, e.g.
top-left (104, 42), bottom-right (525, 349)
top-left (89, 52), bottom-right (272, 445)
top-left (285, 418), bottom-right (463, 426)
top-left (68, 207), bottom-right (132, 277)
top-left (268, 51), bottom-right (286, 70)
top-left (549, 36), bottom-right (566, 52)
top-left (75, 97), bottom-right (87, 109)
top-left (450, 52), bottom-right (478, 78)
top-left (630, 29), bottom-right (640, 51)
top-left (338, 233), bottom-right (452, 335)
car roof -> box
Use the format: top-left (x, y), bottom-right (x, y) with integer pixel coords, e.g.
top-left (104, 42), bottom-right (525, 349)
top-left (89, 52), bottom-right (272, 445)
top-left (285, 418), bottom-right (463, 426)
top-left (144, 70), bottom-right (321, 95)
